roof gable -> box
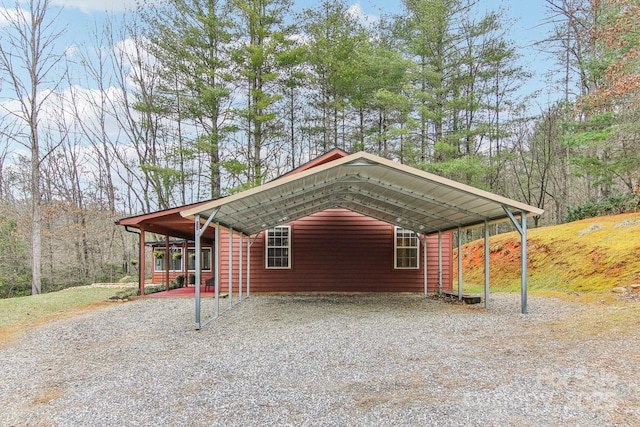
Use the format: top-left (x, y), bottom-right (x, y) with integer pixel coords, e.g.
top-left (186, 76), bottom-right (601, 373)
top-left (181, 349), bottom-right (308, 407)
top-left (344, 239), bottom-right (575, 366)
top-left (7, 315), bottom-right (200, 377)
top-left (181, 151), bottom-right (544, 236)
top-left (279, 148), bottom-right (349, 178)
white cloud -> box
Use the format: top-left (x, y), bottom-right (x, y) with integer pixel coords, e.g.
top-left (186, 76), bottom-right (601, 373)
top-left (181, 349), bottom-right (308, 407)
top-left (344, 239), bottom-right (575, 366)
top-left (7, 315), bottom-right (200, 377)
top-left (346, 3), bottom-right (380, 28)
top-left (0, 6), bottom-right (28, 28)
top-left (65, 44), bottom-right (78, 57)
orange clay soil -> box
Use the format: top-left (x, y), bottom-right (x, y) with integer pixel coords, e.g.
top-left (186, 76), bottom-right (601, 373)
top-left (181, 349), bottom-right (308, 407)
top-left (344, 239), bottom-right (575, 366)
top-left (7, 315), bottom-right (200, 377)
top-left (454, 212), bottom-right (640, 293)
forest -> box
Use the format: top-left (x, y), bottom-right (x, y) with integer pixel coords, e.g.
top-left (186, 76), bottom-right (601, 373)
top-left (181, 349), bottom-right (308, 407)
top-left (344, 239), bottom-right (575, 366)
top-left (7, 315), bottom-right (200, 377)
top-left (0, 0), bottom-right (638, 297)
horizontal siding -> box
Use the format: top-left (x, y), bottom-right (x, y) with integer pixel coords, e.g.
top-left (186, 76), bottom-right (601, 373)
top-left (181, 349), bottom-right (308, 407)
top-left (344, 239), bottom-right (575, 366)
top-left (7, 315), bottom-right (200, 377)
top-left (215, 209), bottom-right (453, 293)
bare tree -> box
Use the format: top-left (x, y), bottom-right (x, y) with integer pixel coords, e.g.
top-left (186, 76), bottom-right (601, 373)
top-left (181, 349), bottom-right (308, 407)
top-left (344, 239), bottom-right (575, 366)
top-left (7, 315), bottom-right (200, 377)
top-left (0, 0), bottom-right (67, 294)
top-left (71, 19), bottom-right (120, 213)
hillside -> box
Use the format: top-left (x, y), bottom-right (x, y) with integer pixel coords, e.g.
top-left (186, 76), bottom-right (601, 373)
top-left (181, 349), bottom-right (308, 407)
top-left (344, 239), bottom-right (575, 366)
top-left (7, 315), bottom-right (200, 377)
top-left (455, 212), bottom-right (640, 294)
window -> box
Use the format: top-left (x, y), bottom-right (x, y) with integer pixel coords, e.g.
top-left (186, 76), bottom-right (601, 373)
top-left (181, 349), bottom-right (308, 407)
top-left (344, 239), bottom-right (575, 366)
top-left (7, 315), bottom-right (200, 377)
top-left (187, 248), bottom-right (212, 271)
top-left (266, 226), bottom-right (290, 268)
top-left (395, 227), bottom-right (419, 269)
top-left (153, 247), bottom-right (212, 272)
top-left (153, 248), bottom-right (182, 272)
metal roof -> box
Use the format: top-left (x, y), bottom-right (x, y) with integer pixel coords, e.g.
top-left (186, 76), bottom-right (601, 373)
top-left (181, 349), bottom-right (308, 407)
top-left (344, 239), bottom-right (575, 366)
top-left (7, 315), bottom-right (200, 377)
top-left (181, 151), bottom-right (544, 236)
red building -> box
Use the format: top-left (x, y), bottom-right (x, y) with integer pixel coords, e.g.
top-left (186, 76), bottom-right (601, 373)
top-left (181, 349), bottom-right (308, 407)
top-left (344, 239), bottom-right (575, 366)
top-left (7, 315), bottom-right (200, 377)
top-left (120, 149), bottom-right (543, 322)
top-left (123, 149), bottom-right (452, 294)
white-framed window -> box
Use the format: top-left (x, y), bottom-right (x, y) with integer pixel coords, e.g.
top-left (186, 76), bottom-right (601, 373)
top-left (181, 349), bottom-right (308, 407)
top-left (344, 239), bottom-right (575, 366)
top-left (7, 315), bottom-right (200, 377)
top-left (394, 227), bottom-right (419, 269)
top-left (153, 247), bottom-right (212, 272)
top-left (266, 226), bottom-right (291, 268)
top-left (187, 248), bottom-right (212, 271)
top-left (153, 248), bottom-right (182, 272)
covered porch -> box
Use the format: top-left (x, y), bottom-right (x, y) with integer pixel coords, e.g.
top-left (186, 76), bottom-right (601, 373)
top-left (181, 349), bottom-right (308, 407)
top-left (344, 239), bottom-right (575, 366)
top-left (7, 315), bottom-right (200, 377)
top-left (117, 200), bottom-right (217, 296)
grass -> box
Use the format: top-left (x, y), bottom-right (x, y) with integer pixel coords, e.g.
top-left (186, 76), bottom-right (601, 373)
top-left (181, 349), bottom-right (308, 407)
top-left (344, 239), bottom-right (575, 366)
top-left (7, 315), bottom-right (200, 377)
top-left (454, 212), bottom-right (640, 296)
top-left (0, 287), bottom-right (133, 332)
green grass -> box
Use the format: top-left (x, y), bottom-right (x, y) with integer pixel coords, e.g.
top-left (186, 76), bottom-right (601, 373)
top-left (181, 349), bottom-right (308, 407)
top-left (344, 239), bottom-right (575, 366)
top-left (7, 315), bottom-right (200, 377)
top-left (0, 287), bottom-right (133, 331)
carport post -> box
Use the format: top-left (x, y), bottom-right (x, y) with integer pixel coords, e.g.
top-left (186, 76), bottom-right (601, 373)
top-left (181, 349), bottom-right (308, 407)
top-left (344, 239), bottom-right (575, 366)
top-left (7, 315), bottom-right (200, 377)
top-left (247, 234), bottom-right (258, 297)
top-left (228, 227), bottom-right (233, 308)
top-left (239, 233), bottom-right (243, 302)
top-left (502, 207), bottom-right (529, 314)
top-left (423, 236), bottom-right (427, 296)
top-left (438, 231), bottom-right (443, 295)
top-left (214, 222), bottom-right (220, 318)
top-left (458, 227), bottom-right (463, 300)
top-left (484, 220), bottom-right (490, 309)
top-left (247, 235), bottom-right (252, 297)
top-left (194, 209), bottom-right (219, 330)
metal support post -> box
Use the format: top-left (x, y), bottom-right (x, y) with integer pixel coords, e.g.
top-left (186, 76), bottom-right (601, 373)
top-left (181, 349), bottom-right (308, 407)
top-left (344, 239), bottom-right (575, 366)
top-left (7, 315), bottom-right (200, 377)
top-left (239, 233), bottom-right (243, 302)
top-left (194, 209), bottom-right (219, 330)
top-left (245, 233), bottom-right (259, 298)
top-left (438, 231), bottom-right (443, 295)
top-left (423, 236), bottom-right (428, 296)
top-left (502, 206), bottom-right (529, 314)
top-left (484, 220), bottom-right (490, 309)
top-left (214, 222), bottom-right (220, 318)
top-left (458, 227), bottom-right (463, 300)
top-left (228, 227), bottom-right (233, 308)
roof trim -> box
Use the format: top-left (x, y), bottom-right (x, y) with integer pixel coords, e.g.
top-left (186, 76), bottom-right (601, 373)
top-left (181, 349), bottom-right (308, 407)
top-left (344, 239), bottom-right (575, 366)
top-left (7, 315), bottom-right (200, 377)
top-left (117, 199), bottom-right (215, 226)
top-left (278, 148), bottom-right (349, 179)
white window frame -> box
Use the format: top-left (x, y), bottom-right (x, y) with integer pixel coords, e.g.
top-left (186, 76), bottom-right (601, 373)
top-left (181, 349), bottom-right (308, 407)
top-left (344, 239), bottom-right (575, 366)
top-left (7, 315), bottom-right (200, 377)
top-left (187, 247), bottom-right (212, 272)
top-left (265, 226), bottom-right (291, 269)
top-left (153, 247), bottom-right (213, 272)
top-left (153, 248), bottom-right (183, 272)
top-left (394, 226), bottom-right (420, 269)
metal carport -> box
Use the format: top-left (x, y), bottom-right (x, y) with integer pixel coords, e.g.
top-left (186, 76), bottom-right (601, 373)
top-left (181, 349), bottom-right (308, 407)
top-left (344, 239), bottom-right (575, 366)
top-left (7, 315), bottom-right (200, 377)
top-left (181, 151), bottom-right (544, 329)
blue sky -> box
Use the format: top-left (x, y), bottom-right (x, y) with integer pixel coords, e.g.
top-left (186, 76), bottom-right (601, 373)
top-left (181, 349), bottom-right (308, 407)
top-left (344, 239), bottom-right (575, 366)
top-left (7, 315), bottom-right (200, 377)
top-left (47, 0), bottom-right (555, 102)
top-left (2, 0), bottom-right (557, 110)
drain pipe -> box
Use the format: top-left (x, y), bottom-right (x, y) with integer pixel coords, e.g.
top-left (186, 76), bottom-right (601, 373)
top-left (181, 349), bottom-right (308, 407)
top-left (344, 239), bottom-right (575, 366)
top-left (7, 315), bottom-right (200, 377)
top-left (119, 224), bottom-right (143, 296)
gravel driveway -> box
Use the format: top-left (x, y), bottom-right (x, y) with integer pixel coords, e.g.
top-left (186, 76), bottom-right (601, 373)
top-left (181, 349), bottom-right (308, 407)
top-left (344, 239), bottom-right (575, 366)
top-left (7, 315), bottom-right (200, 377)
top-left (2, 293), bottom-right (639, 426)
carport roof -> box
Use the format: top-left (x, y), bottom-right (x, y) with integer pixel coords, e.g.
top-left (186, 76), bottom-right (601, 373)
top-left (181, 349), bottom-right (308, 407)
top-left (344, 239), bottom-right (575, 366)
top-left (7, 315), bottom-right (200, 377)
top-left (181, 151), bottom-right (543, 236)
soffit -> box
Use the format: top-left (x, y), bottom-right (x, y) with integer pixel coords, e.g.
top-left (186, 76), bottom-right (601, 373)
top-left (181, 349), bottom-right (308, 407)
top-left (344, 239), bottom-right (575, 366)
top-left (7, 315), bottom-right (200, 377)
top-left (180, 152), bottom-right (544, 236)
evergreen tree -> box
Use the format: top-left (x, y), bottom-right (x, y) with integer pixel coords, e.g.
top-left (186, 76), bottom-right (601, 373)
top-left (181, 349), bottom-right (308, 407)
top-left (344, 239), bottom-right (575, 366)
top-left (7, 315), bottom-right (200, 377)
top-left (302, 0), bottom-right (366, 152)
top-left (230, 0), bottom-right (294, 187)
top-left (141, 0), bottom-right (235, 200)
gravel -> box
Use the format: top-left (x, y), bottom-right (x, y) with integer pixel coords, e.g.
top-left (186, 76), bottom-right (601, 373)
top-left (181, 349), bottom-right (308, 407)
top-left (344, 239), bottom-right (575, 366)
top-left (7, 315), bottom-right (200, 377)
top-left (1, 293), bottom-right (639, 426)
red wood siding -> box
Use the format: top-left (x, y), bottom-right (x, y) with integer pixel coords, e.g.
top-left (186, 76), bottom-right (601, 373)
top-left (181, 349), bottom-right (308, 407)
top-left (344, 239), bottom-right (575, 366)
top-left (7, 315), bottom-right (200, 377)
top-left (216, 208), bottom-right (452, 293)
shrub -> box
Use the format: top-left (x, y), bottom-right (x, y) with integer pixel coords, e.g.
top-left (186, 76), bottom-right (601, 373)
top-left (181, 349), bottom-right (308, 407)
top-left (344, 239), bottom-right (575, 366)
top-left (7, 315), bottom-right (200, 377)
top-left (565, 191), bottom-right (640, 222)
top-left (143, 280), bottom-right (183, 295)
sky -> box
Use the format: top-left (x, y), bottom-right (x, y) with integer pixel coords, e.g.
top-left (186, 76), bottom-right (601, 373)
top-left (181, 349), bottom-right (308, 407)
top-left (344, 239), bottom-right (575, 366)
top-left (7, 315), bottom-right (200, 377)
top-left (1, 0), bottom-right (559, 120)
top-left (43, 0), bottom-right (556, 103)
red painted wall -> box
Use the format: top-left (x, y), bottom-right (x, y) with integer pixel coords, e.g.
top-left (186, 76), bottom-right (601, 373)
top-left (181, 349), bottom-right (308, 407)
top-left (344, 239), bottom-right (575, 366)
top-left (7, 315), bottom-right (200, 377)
top-left (216, 208), bottom-right (453, 293)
